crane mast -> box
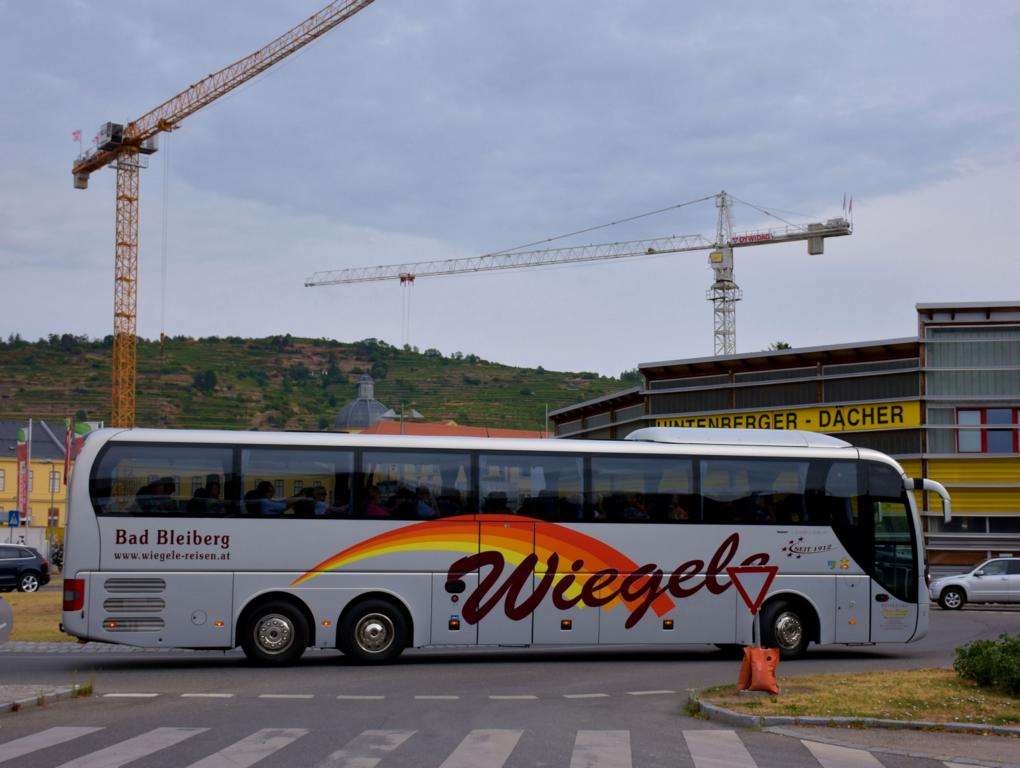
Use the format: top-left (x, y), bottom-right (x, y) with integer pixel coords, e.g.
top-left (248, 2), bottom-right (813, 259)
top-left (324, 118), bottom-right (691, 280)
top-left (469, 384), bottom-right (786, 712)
top-left (305, 191), bottom-right (851, 355)
top-left (72, 0), bottom-right (376, 427)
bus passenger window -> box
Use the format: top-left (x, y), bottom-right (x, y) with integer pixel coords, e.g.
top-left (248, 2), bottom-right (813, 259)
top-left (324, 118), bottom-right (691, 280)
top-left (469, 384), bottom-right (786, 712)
top-left (358, 451), bottom-right (470, 519)
top-left (480, 454), bottom-right (582, 521)
top-left (241, 448), bottom-right (353, 519)
top-left (91, 445), bottom-right (233, 517)
top-left (590, 456), bottom-right (695, 523)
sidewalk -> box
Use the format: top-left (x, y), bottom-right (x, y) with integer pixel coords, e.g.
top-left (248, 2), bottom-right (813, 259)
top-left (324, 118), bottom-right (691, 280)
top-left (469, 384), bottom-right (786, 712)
top-left (693, 693), bottom-right (1020, 767)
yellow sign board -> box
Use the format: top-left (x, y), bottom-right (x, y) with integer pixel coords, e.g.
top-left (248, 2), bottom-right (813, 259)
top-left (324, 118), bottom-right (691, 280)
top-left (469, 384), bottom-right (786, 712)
top-left (655, 400), bottom-right (920, 434)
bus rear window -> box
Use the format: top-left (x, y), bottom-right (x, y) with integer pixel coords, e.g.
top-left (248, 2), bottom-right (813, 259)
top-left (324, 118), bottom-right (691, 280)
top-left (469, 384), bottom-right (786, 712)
top-left (91, 444), bottom-right (234, 517)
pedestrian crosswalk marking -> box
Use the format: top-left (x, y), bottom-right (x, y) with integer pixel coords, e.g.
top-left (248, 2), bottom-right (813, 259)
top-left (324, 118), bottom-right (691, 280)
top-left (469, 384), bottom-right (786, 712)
top-left (439, 729), bottom-right (523, 768)
top-left (0, 727), bottom-right (103, 765)
top-left (313, 730), bottom-right (415, 768)
top-left (53, 727), bottom-right (207, 768)
top-left (571, 730), bottom-right (631, 768)
top-left (802, 740), bottom-right (884, 768)
top-left (1, 724), bottom-right (995, 768)
top-left (185, 728), bottom-right (307, 768)
top-left (684, 729), bottom-right (757, 768)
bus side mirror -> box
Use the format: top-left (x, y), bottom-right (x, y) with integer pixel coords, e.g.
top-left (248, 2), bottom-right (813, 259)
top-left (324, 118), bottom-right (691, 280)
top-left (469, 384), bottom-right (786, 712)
top-left (912, 478), bottom-right (951, 523)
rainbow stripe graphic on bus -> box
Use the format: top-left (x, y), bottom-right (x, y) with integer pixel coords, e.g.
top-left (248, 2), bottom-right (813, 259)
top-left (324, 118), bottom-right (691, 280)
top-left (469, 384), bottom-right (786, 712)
top-left (293, 515), bottom-right (770, 628)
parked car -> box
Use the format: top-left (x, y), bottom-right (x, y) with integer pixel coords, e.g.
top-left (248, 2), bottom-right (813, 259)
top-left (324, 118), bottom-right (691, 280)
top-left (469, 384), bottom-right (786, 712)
top-left (0, 544), bottom-right (51, 593)
top-left (930, 557), bottom-right (1020, 609)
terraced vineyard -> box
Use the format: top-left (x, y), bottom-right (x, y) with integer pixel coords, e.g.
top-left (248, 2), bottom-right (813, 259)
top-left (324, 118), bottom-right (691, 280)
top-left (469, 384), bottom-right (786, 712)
top-left (0, 334), bottom-right (627, 431)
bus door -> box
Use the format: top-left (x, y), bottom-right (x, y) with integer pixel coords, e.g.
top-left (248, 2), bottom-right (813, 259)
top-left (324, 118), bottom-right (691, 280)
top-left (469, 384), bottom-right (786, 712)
top-left (867, 462), bottom-right (919, 642)
top-left (477, 518), bottom-right (535, 645)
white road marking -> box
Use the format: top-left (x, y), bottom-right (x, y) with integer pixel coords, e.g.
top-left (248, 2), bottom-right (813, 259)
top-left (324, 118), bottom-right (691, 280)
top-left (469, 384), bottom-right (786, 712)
top-left (103, 692), bottom-right (159, 698)
top-left (570, 730), bottom-right (632, 768)
top-left (414, 694), bottom-right (460, 700)
top-left (336, 694), bottom-right (386, 700)
top-left (313, 730), bottom-right (415, 768)
top-left (488, 694), bottom-right (538, 700)
top-left (439, 729), bottom-right (523, 768)
top-left (564, 693), bottom-right (610, 699)
top-left (801, 740), bottom-right (884, 768)
top-left (627, 690), bottom-right (676, 696)
top-left (684, 729), bottom-right (757, 768)
top-left (0, 727), bottom-right (103, 764)
top-left (257, 693), bottom-right (314, 699)
top-left (54, 727), bottom-right (206, 768)
top-left (184, 728), bottom-right (307, 768)
top-left (181, 693), bottom-right (234, 698)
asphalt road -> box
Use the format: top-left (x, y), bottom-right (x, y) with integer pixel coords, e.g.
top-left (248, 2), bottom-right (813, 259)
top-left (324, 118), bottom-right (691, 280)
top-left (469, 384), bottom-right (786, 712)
top-left (1, 608), bottom-right (1018, 767)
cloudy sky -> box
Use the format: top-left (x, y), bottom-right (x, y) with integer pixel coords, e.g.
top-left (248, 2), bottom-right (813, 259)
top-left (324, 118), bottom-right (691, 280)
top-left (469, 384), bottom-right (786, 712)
top-left (2, 1), bottom-right (1018, 376)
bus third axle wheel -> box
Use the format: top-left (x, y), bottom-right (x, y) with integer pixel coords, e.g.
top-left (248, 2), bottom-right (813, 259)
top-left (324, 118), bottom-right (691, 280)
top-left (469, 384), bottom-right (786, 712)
top-left (340, 600), bottom-right (408, 664)
top-left (242, 602), bottom-right (309, 666)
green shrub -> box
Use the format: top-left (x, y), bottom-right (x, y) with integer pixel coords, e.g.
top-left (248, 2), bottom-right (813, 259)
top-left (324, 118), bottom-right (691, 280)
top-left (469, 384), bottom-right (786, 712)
top-left (954, 633), bottom-right (1020, 696)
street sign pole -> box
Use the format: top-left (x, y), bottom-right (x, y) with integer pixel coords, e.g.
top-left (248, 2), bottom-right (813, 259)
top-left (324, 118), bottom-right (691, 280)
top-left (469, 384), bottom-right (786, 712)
top-left (726, 565), bottom-right (779, 647)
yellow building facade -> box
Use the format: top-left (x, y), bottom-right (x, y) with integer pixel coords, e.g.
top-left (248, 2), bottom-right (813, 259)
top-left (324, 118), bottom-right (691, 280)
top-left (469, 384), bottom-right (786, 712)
top-left (551, 302), bottom-right (1020, 571)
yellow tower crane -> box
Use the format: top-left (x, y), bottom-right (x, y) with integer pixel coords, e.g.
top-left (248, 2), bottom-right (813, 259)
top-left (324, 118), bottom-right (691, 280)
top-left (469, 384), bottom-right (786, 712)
top-left (72, 0), bottom-right (376, 427)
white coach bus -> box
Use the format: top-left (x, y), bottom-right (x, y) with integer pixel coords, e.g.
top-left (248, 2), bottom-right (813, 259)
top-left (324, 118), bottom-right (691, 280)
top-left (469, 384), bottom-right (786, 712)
top-left (61, 427), bottom-right (950, 665)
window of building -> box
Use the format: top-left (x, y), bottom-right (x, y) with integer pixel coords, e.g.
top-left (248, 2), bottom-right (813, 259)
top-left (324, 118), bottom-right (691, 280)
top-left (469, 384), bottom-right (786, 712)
top-left (49, 471), bottom-right (60, 493)
top-left (957, 408), bottom-right (1018, 453)
top-left (0, 468), bottom-right (4, 491)
top-left (28, 470), bottom-right (33, 492)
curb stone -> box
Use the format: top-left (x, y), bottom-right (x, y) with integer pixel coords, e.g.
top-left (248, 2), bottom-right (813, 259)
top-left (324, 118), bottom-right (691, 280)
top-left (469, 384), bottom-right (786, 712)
top-left (0, 686), bottom-right (85, 718)
top-left (687, 690), bottom-right (1020, 737)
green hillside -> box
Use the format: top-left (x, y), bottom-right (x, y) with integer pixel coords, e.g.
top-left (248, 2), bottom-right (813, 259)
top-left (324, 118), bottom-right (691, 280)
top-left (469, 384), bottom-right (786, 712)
top-left (0, 334), bottom-right (630, 431)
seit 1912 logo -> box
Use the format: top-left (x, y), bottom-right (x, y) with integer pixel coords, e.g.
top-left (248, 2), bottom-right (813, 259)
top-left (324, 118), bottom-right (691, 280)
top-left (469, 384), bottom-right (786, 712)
top-left (782, 537), bottom-right (834, 559)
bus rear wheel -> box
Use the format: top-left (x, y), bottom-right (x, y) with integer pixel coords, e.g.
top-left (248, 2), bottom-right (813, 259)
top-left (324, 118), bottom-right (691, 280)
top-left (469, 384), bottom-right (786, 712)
top-left (241, 601), bottom-right (309, 666)
top-left (339, 599), bottom-right (408, 664)
top-left (760, 599), bottom-right (810, 659)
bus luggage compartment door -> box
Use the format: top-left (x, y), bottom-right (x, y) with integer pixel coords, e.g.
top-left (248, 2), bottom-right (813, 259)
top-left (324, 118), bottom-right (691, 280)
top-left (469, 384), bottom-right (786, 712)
top-left (834, 576), bottom-right (870, 643)
top-left (91, 572), bottom-right (233, 648)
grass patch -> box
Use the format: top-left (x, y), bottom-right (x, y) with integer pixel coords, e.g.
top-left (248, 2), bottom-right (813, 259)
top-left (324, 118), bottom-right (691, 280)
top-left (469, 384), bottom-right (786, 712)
top-left (3, 590), bottom-right (73, 642)
top-left (700, 669), bottom-right (1020, 726)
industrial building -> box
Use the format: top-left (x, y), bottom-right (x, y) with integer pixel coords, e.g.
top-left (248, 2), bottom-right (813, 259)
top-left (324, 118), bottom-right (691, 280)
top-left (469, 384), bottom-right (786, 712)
top-left (549, 302), bottom-right (1020, 569)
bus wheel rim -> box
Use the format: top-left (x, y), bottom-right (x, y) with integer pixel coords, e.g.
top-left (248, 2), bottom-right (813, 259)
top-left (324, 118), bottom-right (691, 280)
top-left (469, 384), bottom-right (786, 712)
top-left (355, 612), bottom-right (394, 653)
top-left (255, 614), bottom-right (294, 654)
top-left (21, 575), bottom-right (38, 592)
top-left (774, 612), bottom-right (803, 650)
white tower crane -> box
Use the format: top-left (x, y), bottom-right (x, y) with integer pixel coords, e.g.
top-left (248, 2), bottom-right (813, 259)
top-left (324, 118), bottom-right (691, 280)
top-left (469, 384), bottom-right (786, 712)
top-left (305, 192), bottom-right (851, 355)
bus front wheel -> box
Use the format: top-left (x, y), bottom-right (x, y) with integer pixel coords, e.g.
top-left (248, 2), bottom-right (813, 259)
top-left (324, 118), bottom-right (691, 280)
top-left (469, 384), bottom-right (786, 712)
top-left (339, 599), bottom-right (408, 664)
top-left (760, 599), bottom-right (810, 659)
top-left (241, 601), bottom-right (309, 666)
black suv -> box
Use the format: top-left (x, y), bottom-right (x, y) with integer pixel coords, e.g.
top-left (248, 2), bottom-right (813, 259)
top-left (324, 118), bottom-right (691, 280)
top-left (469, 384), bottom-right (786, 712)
top-left (0, 544), bottom-right (51, 592)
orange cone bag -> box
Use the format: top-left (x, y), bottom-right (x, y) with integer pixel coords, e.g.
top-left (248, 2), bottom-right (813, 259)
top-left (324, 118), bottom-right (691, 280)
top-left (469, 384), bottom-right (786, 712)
top-left (737, 647), bottom-right (780, 695)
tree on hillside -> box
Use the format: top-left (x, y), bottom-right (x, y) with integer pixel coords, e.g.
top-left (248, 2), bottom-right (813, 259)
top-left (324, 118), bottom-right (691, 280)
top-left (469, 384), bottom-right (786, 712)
top-left (767, 341), bottom-right (792, 351)
top-left (192, 369), bottom-right (218, 392)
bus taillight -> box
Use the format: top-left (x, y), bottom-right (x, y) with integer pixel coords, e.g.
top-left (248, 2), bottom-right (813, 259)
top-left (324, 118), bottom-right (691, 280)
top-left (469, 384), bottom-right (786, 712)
top-left (63, 579), bottom-right (85, 612)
